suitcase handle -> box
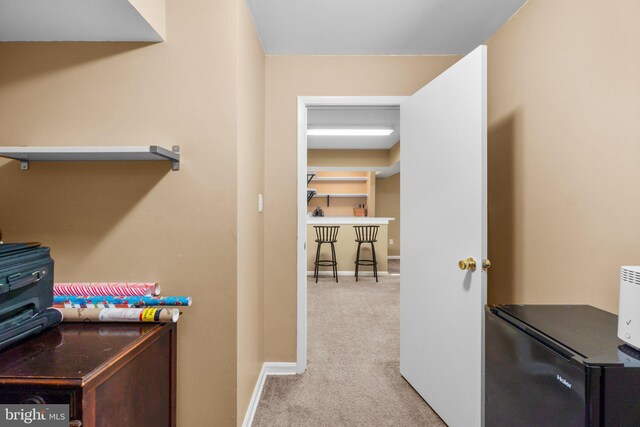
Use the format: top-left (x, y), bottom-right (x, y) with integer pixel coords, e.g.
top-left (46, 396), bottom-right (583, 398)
top-left (0, 308), bottom-right (62, 352)
top-left (8, 269), bottom-right (46, 290)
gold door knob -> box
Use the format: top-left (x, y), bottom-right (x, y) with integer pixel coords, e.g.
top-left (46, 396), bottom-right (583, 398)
top-left (458, 258), bottom-right (477, 271)
top-left (482, 259), bottom-right (492, 271)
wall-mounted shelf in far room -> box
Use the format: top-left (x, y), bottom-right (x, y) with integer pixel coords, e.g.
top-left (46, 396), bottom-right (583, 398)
top-left (313, 193), bottom-right (367, 198)
top-left (311, 193), bottom-right (367, 207)
top-left (310, 176), bottom-right (367, 182)
top-left (0, 146), bottom-right (181, 171)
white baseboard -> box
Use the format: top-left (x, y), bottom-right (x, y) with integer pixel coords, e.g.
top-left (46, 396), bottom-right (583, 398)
top-left (387, 255), bottom-right (401, 260)
top-left (264, 362), bottom-right (297, 375)
top-left (306, 271), bottom-right (389, 277)
top-left (242, 362), bottom-right (297, 427)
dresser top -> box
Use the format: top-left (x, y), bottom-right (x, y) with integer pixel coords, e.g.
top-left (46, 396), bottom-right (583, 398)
top-left (0, 323), bottom-right (167, 384)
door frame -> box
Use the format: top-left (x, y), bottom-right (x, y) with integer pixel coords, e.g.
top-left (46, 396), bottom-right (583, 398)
top-left (296, 96), bottom-right (407, 373)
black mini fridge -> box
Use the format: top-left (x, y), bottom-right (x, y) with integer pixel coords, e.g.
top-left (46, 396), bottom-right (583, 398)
top-left (485, 305), bottom-right (640, 426)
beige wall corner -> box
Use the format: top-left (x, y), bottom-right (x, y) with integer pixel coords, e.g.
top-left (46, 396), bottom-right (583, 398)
top-left (128, 0), bottom-right (166, 39)
top-left (488, 0), bottom-right (640, 312)
top-left (389, 142), bottom-right (400, 165)
top-left (375, 173), bottom-right (400, 257)
top-left (264, 55), bottom-right (460, 362)
top-left (236, 0), bottom-right (266, 424)
top-left (367, 172), bottom-right (376, 217)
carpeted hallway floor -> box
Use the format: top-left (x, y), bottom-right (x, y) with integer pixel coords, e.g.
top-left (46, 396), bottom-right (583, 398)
top-left (252, 273), bottom-right (446, 426)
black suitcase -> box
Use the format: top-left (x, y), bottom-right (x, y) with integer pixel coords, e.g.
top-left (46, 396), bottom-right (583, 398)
top-left (0, 242), bottom-right (61, 350)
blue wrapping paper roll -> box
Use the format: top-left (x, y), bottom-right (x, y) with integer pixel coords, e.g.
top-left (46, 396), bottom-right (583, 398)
top-left (53, 295), bottom-right (192, 306)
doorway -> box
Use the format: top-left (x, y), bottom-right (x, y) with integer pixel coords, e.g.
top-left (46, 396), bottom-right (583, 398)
top-left (287, 96), bottom-right (447, 425)
top-left (296, 96), bottom-right (407, 373)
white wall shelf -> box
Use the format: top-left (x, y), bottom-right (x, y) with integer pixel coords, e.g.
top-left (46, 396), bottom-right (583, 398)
top-left (313, 193), bottom-right (367, 198)
top-left (310, 177), bottom-right (367, 182)
top-left (0, 146), bottom-right (180, 171)
top-left (0, 0), bottom-right (165, 42)
top-left (311, 193), bottom-right (367, 207)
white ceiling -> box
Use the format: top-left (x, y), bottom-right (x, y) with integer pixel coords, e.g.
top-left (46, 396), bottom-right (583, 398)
top-left (307, 107), bottom-right (400, 150)
top-left (247, 0), bottom-right (526, 55)
top-left (0, 0), bottom-right (163, 42)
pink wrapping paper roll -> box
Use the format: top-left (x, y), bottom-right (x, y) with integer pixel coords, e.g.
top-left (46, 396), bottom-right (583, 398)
top-left (54, 283), bottom-right (161, 297)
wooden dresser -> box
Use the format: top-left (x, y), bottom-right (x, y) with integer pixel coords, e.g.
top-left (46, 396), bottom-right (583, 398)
top-left (0, 323), bottom-right (177, 427)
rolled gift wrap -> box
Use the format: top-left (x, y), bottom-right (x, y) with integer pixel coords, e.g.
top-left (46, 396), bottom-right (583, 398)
top-left (53, 303), bottom-right (134, 309)
top-left (53, 295), bottom-right (192, 306)
top-left (53, 283), bottom-right (161, 297)
top-left (55, 307), bottom-right (180, 323)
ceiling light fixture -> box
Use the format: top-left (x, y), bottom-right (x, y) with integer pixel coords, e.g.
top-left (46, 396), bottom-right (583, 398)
top-left (307, 129), bottom-right (394, 136)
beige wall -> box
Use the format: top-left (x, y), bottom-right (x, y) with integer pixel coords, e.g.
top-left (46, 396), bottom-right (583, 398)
top-left (487, 0), bottom-right (640, 312)
top-left (376, 173), bottom-right (400, 257)
top-left (264, 55), bottom-right (461, 362)
top-left (0, 0), bottom-right (264, 424)
top-left (236, 0), bottom-right (265, 424)
top-left (308, 149), bottom-right (390, 167)
top-left (308, 145), bottom-right (400, 168)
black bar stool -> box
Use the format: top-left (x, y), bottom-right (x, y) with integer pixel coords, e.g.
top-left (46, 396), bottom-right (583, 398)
top-left (313, 226), bottom-right (340, 283)
top-left (354, 225), bottom-right (379, 282)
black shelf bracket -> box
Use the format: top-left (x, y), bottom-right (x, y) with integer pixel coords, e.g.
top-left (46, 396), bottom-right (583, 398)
top-left (307, 173), bottom-right (316, 185)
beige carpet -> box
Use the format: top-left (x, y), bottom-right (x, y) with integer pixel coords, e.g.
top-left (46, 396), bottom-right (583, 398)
top-left (252, 274), bottom-right (446, 426)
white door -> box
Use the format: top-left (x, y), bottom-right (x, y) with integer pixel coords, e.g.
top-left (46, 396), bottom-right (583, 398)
top-left (400, 45), bottom-right (487, 427)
